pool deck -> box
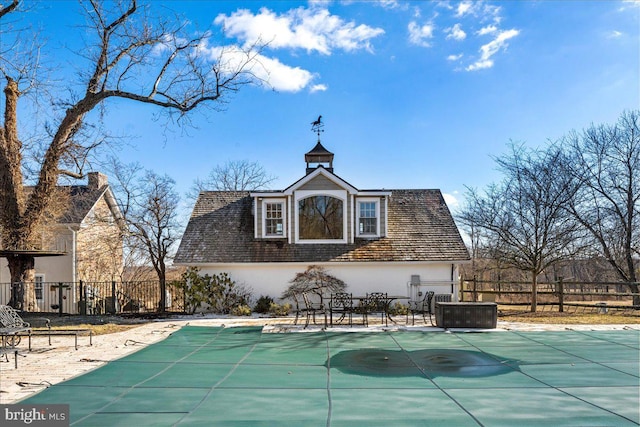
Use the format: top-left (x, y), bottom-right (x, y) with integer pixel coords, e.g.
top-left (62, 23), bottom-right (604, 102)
top-left (1, 316), bottom-right (637, 405)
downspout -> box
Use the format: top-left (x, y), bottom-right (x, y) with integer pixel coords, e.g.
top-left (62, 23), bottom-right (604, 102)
top-left (68, 226), bottom-right (77, 313)
top-left (253, 197), bottom-right (258, 239)
top-left (350, 194), bottom-right (355, 243)
top-left (451, 263), bottom-right (456, 300)
top-left (67, 226), bottom-right (77, 284)
top-left (288, 195), bottom-right (292, 244)
top-left (384, 195), bottom-right (389, 237)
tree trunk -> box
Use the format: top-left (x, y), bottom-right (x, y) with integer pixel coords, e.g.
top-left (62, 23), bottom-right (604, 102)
top-left (159, 277), bottom-right (166, 313)
top-left (7, 255), bottom-right (38, 311)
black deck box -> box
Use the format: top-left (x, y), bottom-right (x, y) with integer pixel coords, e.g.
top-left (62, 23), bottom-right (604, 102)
top-left (435, 302), bottom-right (498, 329)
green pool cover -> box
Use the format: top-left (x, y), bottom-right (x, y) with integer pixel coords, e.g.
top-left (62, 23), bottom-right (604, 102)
top-left (22, 326), bottom-right (639, 426)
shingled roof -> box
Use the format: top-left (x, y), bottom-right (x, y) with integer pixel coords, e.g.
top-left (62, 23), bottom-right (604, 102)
top-left (21, 172), bottom-right (121, 225)
top-left (57, 185), bottom-right (109, 223)
top-left (175, 189), bottom-right (470, 264)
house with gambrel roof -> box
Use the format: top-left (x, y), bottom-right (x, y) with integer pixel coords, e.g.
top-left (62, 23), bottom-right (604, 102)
top-left (175, 137), bottom-right (470, 301)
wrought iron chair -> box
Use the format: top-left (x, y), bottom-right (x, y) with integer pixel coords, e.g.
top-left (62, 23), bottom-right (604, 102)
top-left (360, 292), bottom-right (388, 327)
top-left (408, 291), bottom-right (435, 325)
top-left (329, 293), bottom-right (354, 326)
top-left (301, 292), bottom-right (326, 328)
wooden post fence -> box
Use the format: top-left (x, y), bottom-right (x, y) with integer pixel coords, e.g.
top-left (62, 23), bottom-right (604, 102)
top-left (557, 277), bottom-right (564, 313)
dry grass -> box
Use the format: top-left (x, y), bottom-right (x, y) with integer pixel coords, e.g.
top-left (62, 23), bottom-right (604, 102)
top-left (499, 306), bottom-right (640, 324)
top-left (24, 314), bottom-right (152, 336)
top-left (47, 324), bottom-right (144, 335)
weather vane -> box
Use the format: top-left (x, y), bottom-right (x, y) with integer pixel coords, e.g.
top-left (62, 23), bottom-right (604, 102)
top-left (311, 115), bottom-right (324, 140)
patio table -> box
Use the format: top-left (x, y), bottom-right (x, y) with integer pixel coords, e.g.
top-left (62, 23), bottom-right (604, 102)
top-left (349, 295), bottom-right (410, 326)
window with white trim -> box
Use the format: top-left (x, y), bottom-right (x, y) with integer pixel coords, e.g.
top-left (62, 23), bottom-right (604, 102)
top-left (35, 275), bottom-right (44, 300)
top-left (357, 199), bottom-right (379, 237)
top-left (263, 200), bottom-right (285, 237)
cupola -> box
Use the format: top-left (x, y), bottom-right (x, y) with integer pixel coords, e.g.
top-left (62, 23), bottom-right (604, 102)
top-left (305, 115), bottom-right (334, 174)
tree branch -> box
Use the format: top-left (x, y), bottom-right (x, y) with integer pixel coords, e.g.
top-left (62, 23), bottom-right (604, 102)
top-left (0, 0), bottom-right (18, 20)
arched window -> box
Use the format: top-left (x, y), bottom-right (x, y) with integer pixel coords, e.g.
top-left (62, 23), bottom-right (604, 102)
top-left (298, 195), bottom-right (344, 240)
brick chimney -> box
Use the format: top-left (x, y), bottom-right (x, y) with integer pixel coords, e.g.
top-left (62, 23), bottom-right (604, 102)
top-left (87, 172), bottom-right (108, 189)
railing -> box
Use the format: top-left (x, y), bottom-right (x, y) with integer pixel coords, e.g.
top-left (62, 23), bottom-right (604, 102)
top-left (461, 277), bottom-right (639, 312)
top-left (0, 280), bottom-right (187, 315)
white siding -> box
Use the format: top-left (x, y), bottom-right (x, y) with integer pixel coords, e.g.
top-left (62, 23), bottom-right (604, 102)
top-left (193, 262), bottom-right (459, 303)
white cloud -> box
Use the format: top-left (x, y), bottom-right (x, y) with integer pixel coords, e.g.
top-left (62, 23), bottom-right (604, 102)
top-left (308, 0), bottom-right (331, 7)
top-left (456, 1), bottom-right (473, 17)
top-left (446, 23), bottom-right (466, 41)
top-left (258, 56), bottom-right (316, 92)
top-left (408, 21), bottom-right (435, 47)
top-left (618, 1), bottom-right (640, 11)
top-left (151, 33), bottom-right (189, 56)
top-left (607, 30), bottom-right (623, 38)
top-left (466, 59), bottom-right (493, 71)
top-left (443, 192), bottom-right (460, 211)
top-left (482, 4), bottom-right (503, 24)
top-left (376, 0), bottom-right (403, 9)
top-left (447, 53), bottom-right (463, 61)
top-left (310, 84), bottom-right (328, 93)
top-left (466, 28), bottom-right (519, 71)
top-left (214, 7), bottom-right (384, 55)
top-left (196, 43), bottom-right (314, 92)
top-left (436, 1), bottom-right (454, 11)
top-left (477, 25), bottom-right (498, 36)
top-left (454, 1), bottom-right (503, 24)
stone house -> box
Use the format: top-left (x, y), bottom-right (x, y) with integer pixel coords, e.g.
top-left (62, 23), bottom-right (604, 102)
top-left (0, 172), bottom-right (124, 313)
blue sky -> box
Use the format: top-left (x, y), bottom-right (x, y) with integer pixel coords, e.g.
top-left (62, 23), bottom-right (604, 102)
top-left (11, 0), bottom-right (640, 212)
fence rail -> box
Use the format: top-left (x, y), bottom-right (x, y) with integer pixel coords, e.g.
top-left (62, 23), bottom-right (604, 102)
top-left (461, 278), bottom-right (639, 312)
top-left (0, 280), bottom-right (187, 315)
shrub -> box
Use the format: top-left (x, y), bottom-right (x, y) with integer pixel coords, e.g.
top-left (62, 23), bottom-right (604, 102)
top-left (179, 267), bottom-right (253, 314)
top-left (215, 273), bottom-right (253, 314)
top-left (268, 302), bottom-right (291, 316)
top-left (230, 304), bottom-right (252, 316)
top-left (254, 295), bottom-right (274, 314)
top-left (388, 302), bottom-right (409, 316)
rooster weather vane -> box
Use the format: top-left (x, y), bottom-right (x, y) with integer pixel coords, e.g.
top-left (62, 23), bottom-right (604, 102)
top-left (311, 115), bottom-right (324, 140)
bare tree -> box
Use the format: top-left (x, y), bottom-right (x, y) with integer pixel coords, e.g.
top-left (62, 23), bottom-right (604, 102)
top-left (0, 1), bottom-right (262, 309)
top-left (189, 160), bottom-right (277, 200)
top-left (110, 161), bottom-right (181, 312)
top-left (458, 144), bottom-right (584, 312)
top-left (282, 265), bottom-right (347, 301)
top-left (562, 110), bottom-right (640, 305)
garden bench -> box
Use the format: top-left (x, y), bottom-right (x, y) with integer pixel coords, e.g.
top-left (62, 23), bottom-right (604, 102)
top-left (26, 326), bottom-right (93, 350)
top-left (0, 304), bottom-right (32, 368)
top-left (16, 315), bottom-right (93, 350)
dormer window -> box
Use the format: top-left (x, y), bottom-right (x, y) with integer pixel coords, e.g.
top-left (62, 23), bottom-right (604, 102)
top-left (357, 199), bottom-right (380, 237)
top-left (262, 199), bottom-right (285, 237)
top-left (299, 196), bottom-right (343, 239)
top-left (295, 190), bottom-right (347, 243)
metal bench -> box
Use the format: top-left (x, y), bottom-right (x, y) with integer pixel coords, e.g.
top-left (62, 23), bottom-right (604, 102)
top-left (0, 305), bottom-right (32, 368)
top-left (0, 306), bottom-right (93, 369)
top-left (15, 315), bottom-right (93, 350)
top-left (25, 326), bottom-right (93, 350)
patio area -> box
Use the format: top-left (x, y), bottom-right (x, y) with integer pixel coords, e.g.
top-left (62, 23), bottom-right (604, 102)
top-left (12, 322), bottom-right (640, 426)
